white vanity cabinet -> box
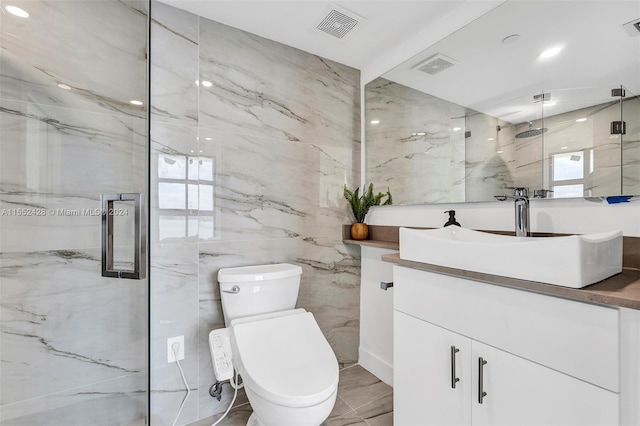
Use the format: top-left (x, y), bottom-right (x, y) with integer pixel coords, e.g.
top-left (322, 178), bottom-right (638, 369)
top-left (359, 246), bottom-right (396, 384)
top-left (394, 265), bottom-right (622, 426)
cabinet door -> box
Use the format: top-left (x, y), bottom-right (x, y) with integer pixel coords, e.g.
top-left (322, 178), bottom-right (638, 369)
top-left (394, 311), bottom-right (471, 426)
top-left (360, 246), bottom-right (396, 384)
top-left (471, 341), bottom-right (619, 426)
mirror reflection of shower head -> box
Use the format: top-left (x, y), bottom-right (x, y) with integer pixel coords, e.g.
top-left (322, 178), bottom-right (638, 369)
top-left (515, 121), bottom-right (548, 138)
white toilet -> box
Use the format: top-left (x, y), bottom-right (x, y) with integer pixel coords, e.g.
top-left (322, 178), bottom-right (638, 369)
top-left (212, 263), bottom-right (339, 426)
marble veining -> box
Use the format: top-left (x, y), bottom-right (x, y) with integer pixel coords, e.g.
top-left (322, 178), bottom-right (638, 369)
top-left (198, 18), bottom-right (360, 147)
top-left (0, 0), bottom-right (147, 117)
top-left (147, 3), bottom-right (360, 424)
top-left (150, 1), bottom-right (199, 125)
top-left (0, 249), bottom-right (146, 406)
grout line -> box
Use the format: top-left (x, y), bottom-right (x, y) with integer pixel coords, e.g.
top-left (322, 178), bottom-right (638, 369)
top-left (348, 390), bottom-right (394, 413)
top-left (337, 394), bottom-right (358, 413)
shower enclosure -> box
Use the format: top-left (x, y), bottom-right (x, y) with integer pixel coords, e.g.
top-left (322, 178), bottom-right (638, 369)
top-left (1, 1), bottom-right (150, 424)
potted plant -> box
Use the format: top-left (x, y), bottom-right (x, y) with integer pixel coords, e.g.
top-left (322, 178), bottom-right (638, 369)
top-left (343, 183), bottom-right (392, 240)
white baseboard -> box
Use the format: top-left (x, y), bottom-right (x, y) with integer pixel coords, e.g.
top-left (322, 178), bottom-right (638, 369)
top-left (358, 347), bottom-right (393, 386)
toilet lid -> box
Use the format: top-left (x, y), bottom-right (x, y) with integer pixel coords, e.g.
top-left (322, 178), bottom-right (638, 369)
top-left (232, 312), bottom-right (339, 408)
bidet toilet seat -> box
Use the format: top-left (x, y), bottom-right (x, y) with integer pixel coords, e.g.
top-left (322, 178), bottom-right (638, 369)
top-left (231, 310), bottom-right (339, 408)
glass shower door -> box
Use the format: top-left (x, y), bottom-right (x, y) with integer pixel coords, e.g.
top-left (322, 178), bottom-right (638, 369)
top-left (0, 1), bottom-right (149, 424)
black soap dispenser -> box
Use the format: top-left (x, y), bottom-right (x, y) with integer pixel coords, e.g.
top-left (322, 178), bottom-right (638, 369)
top-left (444, 210), bottom-right (461, 227)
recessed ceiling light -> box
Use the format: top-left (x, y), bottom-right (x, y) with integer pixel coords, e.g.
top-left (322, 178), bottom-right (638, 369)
top-left (57, 83), bottom-right (71, 90)
top-left (539, 45), bottom-right (564, 59)
top-left (416, 132), bottom-right (426, 136)
top-left (487, 138), bottom-right (495, 141)
top-left (130, 100), bottom-right (143, 106)
top-left (561, 146), bottom-right (568, 150)
top-left (201, 80), bottom-right (213, 87)
top-left (496, 150), bottom-right (504, 154)
top-left (370, 120), bottom-right (380, 124)
top-left (6, 5), bottom-right (29, 18)
top-left (205, 137), bottom-right (212, 141)
top-left (576, 118), bottom-right (587, 122)
top-left (502, 34), bottom-right (521, 45)
top-left (452, 127), bottom-right (461, 131)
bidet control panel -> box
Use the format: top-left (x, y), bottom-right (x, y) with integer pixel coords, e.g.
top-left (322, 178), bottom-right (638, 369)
top-left (209, 328), bottom-right (234, 381)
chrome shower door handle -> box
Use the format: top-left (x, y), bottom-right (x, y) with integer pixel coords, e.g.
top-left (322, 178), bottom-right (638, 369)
top-left (101, 193), bottom-right (146, 279)
top-left (451, 345), bottom-right (460, 389)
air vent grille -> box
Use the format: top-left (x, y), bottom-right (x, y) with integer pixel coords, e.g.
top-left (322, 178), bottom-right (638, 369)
top-left (317, 9), bottom-right (359, 39)
top-left (623, 18), bottom-right (640, 37)
top-left (414, 54), bottom-right (456, 76)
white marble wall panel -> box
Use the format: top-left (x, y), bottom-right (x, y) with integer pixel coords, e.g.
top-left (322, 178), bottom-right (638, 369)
top-left (150, 243), bottom-right (199, 369)
top-left (198, 127), bottom-right (357, 242)
top-left (465, 114), bottom-right (516, 201)
top-left (450, 116), bottom-right (467, 200)
top-left (365, 78), bottom-right (468, 204)
top-left (198, 19), bottom-right (360, 148)
top-left (0, 99), bottom-right (147, 253)
top-left (512, 119), bottom-right (543, 191)
top-left (0, 250), bottom-right (147, 405)
top-left (0, 372), bottom-right (146, 425)
top-left (0, 0), bottom-right (147, 117)
top-left (150, 1), bottom-right (199, 125)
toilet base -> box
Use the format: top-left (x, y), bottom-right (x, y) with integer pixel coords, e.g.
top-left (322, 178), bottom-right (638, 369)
top-left (246, 413), bottom-right (261, 426)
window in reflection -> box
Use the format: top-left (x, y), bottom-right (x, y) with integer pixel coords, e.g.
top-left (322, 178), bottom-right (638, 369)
top-left (157, 154), bottom-right (215, 240)
top-left (550, 150), bottom-right (588, 197)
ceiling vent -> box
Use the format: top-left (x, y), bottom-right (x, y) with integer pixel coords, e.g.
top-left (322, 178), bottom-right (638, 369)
top-left (413, 54), bottom-right (457, 76)
top-left (622, 18), bottom-right (640, 37)
top-left (315, 4), bottom-right (364, 40)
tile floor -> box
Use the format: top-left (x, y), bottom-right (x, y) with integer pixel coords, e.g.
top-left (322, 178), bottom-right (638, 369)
top-left (189, 364), bottom-right (393, 426)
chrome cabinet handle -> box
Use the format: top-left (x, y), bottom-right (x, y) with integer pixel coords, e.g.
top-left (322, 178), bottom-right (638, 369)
top-left (478, 357), bottom-right (488, 404)
top-left (222, 285), bottom-right (240, 294)
top-left (380, 281), bottom-right (394, 290)
top-left (451, 346), bottom-right (460, 389)
top-left (101, 193), bottom-right (146, 279)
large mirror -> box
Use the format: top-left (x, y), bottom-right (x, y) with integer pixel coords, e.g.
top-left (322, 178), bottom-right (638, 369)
top-left (365, 0), bottom-right (640, 205)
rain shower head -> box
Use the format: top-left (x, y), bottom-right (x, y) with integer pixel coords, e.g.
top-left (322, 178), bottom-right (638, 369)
top-left (515, 122), bottom-right (548, 138)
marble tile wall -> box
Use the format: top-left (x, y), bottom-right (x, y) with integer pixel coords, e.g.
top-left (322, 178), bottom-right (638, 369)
top-left (0, 1), bottom-right (148, 424)
top-left (149, 2), bottom-right (361, 424)
top-left (365, 77), bottom-right (467, 204)
top-left (464, 113), bottom-right (516, 202)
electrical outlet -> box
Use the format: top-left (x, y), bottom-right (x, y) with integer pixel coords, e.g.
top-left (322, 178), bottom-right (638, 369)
top-left (167, 336), bottom-right (185, 363)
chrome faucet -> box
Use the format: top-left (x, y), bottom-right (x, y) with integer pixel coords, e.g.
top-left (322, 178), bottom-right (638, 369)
top-left (495, 187), bottom-right (530, 237)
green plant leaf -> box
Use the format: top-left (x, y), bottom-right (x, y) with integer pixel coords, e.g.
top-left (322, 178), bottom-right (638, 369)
top-left (343, 183), bottom-right (393, 223)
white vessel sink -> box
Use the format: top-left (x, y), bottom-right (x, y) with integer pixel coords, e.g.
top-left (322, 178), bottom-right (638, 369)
top-left (399, 227), bottom-right (623, 288)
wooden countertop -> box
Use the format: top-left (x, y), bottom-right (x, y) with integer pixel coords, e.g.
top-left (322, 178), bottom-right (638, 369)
top-left (381, 253), bottom-right (640, 311)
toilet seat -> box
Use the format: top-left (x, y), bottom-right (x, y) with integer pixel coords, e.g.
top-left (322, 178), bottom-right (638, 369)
top-left (232, 311), bottom-right (339, 408)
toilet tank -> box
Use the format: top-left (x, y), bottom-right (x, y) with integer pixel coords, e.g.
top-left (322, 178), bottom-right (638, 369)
top-left (217, 263), bottom-right (302, 326)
